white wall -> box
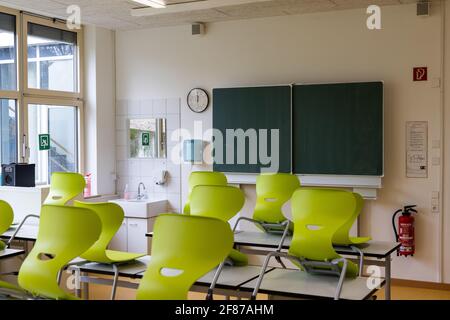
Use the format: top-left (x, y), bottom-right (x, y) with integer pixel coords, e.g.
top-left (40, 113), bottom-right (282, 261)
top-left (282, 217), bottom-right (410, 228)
top-left (116, 3), bottom-right (447, 282)
top-left (84, 26), bottom-right (116, 195)
top-left (115, 98), bottom-right (182, 212)
top-left (443, 0), bottom-right (450, 284)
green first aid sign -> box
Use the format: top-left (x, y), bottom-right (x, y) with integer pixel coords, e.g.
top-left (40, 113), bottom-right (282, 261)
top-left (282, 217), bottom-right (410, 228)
top-left (39, 134), bottom-right (50, 151)
top-left (142, 132), bottom-right (150, 146)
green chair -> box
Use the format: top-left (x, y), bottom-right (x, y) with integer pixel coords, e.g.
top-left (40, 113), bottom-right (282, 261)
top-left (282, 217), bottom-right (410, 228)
top-left (333, 192), bottom-right (371, 245)
top-left (189, 185), bottom-right (246, 266)
top-left (252, 188), bottom-right (360, 300)
top-left (0, 205), bottom-right (101, 300)
top-left (74, 201), bottom-right (146, 300)
top-left (0, 200), bottom-right (14, 251)
top-left (136, 214), bottom-right (233, 300)
top-left (44, 172), bottom-right (86, 206)
top-left (6, 172), bottom-right (87, 246)
top-left (234, 173), bottom-right (300, 234)
top-left (183, 171), bottom-right (228, 214)
top-left (233, 173), bottom-right (300, 268)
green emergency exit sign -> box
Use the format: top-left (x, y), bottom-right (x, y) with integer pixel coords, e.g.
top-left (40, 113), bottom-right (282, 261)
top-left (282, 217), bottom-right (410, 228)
top-left (142, 132), bottom-right (150, 146)
top-left (39, 134), bottom-right (51, 151)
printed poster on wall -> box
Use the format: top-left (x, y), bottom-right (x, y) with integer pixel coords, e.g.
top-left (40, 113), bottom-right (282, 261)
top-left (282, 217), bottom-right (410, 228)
top-left (406, 121), bottom-right (428, 178)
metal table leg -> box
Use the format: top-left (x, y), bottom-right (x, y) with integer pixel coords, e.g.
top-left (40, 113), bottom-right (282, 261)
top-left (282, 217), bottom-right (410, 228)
top-left (74, 268), bottom-right (81, 298)
top-left (385, 255), bottom-right (391, 300)
top-left (82, 272), bottom-right (89, 300)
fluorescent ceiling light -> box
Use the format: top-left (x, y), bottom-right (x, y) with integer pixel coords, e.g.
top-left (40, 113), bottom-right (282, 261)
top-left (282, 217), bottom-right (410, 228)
top-left (132, 0), bottom-right (166, 9)
top-left (131, 0), bottom-right (273, 17)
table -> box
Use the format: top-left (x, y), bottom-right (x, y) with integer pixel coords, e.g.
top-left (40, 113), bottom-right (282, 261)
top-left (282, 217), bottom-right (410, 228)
top-left (241, 268), bottom-right (384, 300)
top-left (68, 256), bottom-right (380, 300)
top-left (147, 230), bottom-right (399, 300)
top-left (1, 225), bottom-right (38, 242)
top-left (0, 249), bottom-right (25, 260)
top-left (68, 256), bottom-right (270, 299)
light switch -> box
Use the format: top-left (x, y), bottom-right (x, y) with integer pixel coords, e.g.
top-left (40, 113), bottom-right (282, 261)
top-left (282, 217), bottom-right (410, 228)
top-left (432, 157), bottom-right (441, 166)
top-left (432, 140), bottom-right (441, 149)
top-left (431, 78), bottom-right (441, 88)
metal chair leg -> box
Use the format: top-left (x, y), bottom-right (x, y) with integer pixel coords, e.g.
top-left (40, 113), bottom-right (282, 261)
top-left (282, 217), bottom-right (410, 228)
top-left (274, 221), bottom-right (291, 269)
top-left (7, 214), bottom-right (40, 248)
top-left (110, 264), bottom-right (119, 300)
top-left (350, 245), bottom-right (364, 276)
top-left (251, 251), bottom-right (288, 300)
top-left (206, 261), bottom-right (226, 300)
top-left (332, 258), bottom-right (348, 300)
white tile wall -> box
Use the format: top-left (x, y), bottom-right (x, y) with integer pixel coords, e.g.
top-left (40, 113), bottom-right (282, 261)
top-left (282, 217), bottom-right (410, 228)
top-left (116, 98), bottom-right (182, 213)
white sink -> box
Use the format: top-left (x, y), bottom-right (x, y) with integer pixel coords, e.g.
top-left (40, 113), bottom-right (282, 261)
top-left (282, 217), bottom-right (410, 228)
top-left (109, 198), bottom-right (168, 218)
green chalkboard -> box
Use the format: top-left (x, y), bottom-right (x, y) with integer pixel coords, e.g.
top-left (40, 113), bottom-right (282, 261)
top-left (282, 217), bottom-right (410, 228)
top-left (213, 86), bottom-right (291, 173)
top-left (293, 82), bottom-right (383, 176)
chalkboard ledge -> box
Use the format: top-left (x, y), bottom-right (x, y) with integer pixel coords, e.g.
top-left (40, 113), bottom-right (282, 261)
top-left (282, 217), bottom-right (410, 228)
top-left (225, 174), bottom-right (382, 200)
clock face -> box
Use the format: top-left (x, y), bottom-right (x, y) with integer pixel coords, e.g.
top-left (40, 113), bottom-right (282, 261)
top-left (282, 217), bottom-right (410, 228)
top-left (187, 88), bottom-right (209, 113)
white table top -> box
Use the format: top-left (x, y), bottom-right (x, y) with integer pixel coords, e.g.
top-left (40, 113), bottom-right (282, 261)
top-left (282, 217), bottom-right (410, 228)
top-left (0, 248), bottom-right (25, 260)
top-left (241, 268), bottom-right (383, 300)
top-left (72, 256), bottom-right (268, 289)
top-left (1, 225), bottom-right (39, 242)
top-left (234, 231), bottom-right (400, 258)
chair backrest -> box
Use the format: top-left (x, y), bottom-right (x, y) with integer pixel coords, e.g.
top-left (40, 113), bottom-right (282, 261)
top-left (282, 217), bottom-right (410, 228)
top-left (189, 185), bottom-right (245, 222)
top-left (290, 188), bottom-right (359, 277)
top-left (0, 200), bottom-right (14, 250)
top-left (332, 192), bottom-right (366, 245)
top-left (253, 173), bottom-right (300, 224)
top-left (18, 205), bottom-right (101, 300)
top-left (183, 171), bottom-right (228, 214)
top-left (136, 214), bottom-right (233, 300)
top-left (73, 201), bottom-right (124, 263)
top-left (44, 172), bottom-right (86, 206)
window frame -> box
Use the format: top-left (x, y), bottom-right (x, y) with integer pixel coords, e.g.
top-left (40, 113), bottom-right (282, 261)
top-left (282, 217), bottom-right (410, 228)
top-left (23, 96), bottom-right (84, 184)
top-left (22, 14), bottom-right (84, 99)
top-left (0, 5), bottom-right (84, 183)
top-left (0, 6), bottom-right (21, 165)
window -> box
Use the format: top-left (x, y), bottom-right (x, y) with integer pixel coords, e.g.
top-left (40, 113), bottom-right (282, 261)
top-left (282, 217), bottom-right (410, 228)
top-left (0, 99), bottom-right (16, 164)
top-left (27, 22), bottom-right (78, 93)
top-left (0, 12), bottom-right (17, 91)
top-left (0, 6), bottom-right (83, 185)
top-left (28, 103), bottom-right (78, 184)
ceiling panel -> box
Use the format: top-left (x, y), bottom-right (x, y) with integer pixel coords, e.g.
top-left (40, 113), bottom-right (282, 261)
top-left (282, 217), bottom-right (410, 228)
top-left (0, 0), bottom-right (430, 30)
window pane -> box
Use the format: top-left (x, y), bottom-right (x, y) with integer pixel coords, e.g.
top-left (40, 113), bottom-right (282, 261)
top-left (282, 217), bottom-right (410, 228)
top-left (0, 99), bottom-right (17, 165)
top-left (28, 104), bottom-right (78, 184)
top-left (27, 23), bottom-right (77, 92)
top-left (0, 13), bottom-right (17, 91)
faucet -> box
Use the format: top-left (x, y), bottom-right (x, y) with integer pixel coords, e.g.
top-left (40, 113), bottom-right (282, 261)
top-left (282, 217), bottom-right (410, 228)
top-left (137, 182), bottom-right (146, 200)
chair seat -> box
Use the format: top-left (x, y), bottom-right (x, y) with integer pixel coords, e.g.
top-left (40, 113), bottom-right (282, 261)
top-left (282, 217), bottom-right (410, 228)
top-left (228, 249), bottom-right (248, 267)
top-left (105, 250), bottom-right (145, 263)
top-left (349, 236), bottom-right (372, 245)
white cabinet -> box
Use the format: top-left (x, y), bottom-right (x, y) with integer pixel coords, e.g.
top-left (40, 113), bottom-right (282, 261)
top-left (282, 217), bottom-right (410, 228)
top-left (109, 221), bottom-right (128, 252)
top-left (108, 198), bottom-right (167, 254)
top-left (127, 218), bottom-right (154, 254)
top-left (109, 217), bottom-right (157, 254)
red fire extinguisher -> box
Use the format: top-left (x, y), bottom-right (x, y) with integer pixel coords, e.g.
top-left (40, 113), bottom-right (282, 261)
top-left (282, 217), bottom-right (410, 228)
top-left (392, 205), bottom-right (417, 257)
top-left (84, 173), bottom-right (92, 198)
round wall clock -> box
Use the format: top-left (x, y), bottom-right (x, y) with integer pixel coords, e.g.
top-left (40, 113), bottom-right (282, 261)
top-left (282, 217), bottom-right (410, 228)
top-left (187, 88), bottom-right (209, 113)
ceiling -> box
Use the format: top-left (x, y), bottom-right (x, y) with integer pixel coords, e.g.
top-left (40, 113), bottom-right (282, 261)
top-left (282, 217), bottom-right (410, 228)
top-left (0, 0), bottom-right (422, 30)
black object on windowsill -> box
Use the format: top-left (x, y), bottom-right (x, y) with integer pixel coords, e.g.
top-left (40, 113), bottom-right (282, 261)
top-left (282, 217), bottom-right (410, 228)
top-left (1, 163), bottom-right (36, 187)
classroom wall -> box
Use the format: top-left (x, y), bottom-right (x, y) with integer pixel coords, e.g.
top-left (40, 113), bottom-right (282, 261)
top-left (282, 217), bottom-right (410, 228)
top-left (443, 0), bottom-right (450, 284)
top-left (84, 26), bottom-right (116, 196)
top-left (116, 3), bottom-right (447, 282)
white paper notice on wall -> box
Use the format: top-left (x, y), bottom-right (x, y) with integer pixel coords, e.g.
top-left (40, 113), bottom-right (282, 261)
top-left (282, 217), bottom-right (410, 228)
top-left (406, 121), bottom-right (428, 178)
